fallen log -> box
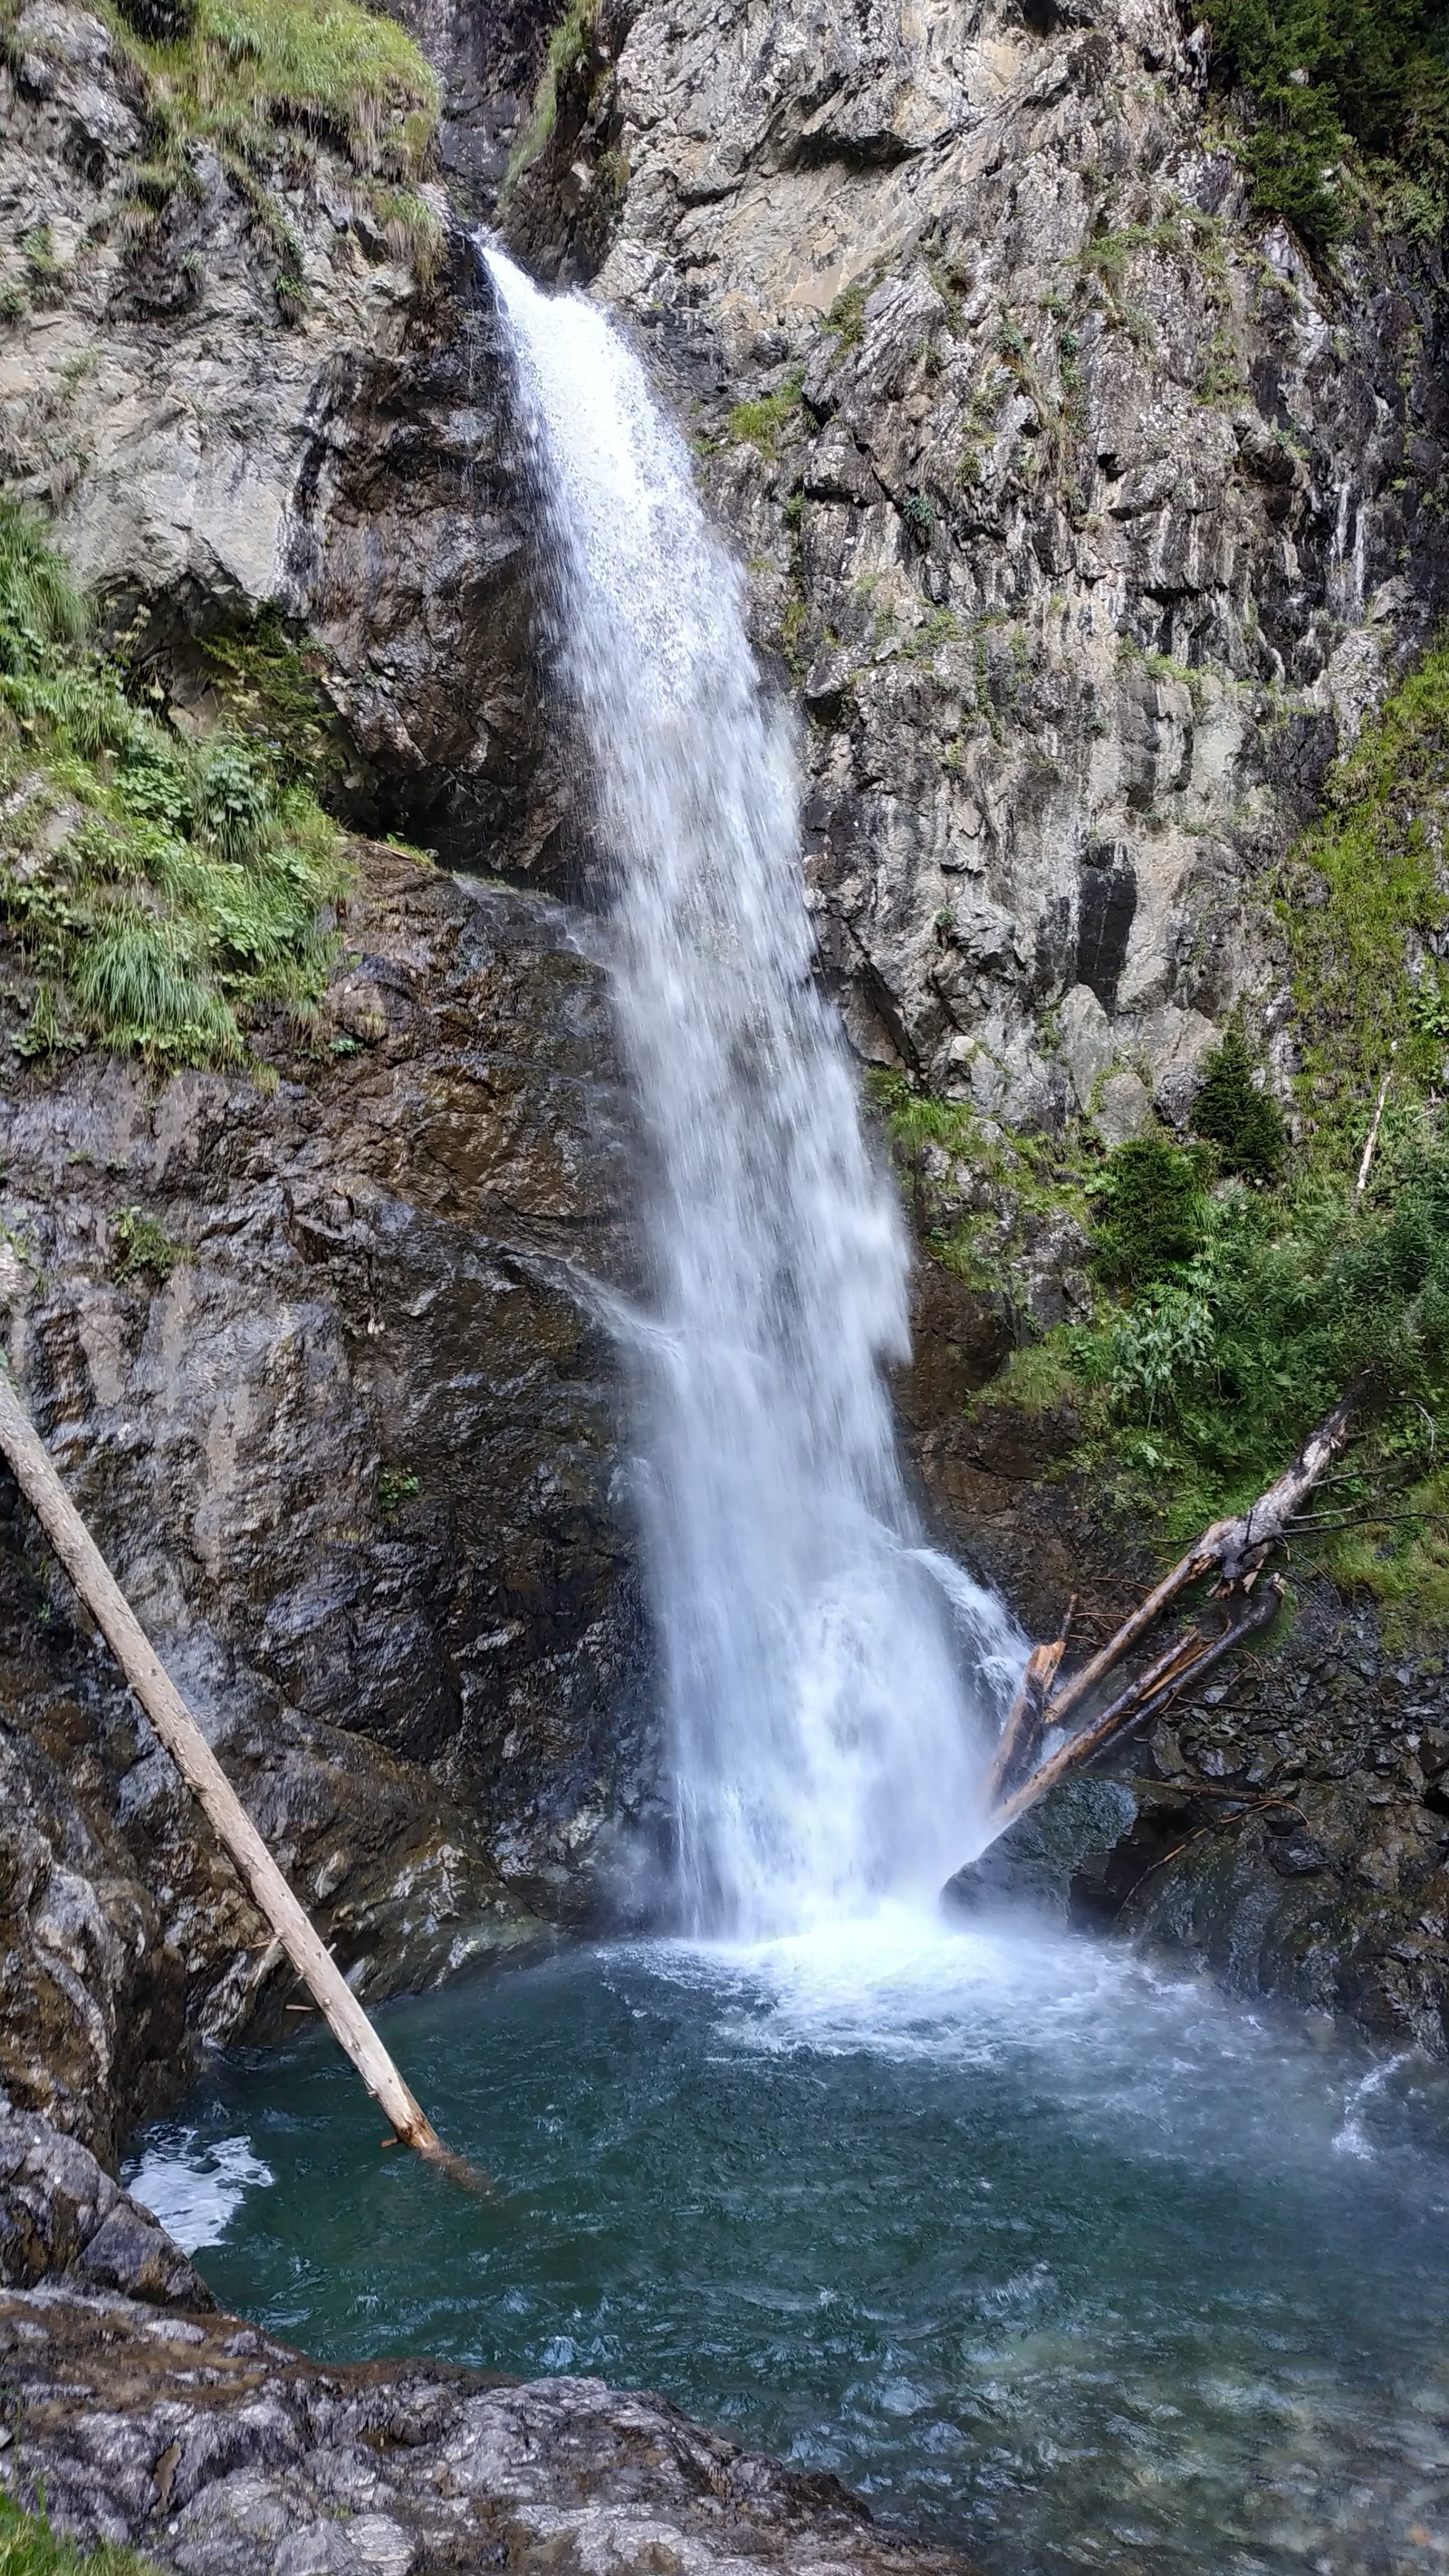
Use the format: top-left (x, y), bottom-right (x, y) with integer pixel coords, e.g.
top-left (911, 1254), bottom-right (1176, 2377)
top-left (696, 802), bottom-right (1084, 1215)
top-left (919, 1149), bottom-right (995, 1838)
top-left (0, 1365), bottom-right (481, 2187)
top-left (986, 1585), bottom-right (1281, 1838)
top-left (958, 1392), bottom-right (1357, 1872)
top-left (982, 1639), bottom-right (1064, 1808)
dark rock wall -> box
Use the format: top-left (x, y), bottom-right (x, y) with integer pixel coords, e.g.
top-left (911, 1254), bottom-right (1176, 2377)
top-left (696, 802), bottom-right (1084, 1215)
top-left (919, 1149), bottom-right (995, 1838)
top-left (0, 850), bottom-right (655, 2156)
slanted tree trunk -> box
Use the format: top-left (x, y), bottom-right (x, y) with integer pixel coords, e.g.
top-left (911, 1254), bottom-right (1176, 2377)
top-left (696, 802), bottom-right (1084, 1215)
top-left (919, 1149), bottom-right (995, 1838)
top-left (0, 1366), bottom-right (476, 2182)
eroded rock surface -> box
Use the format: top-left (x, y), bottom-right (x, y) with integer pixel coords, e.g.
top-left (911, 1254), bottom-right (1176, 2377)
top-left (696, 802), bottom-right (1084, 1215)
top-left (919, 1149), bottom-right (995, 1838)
top-left (0, 2283), bottom-right (974, 2576)
top-left (517, 0), bottom-right (1449, 1124)
top-left (0, 2106), bottom-right (212, 2309)
top-left (0, 847), bottom-right (651, 2158)
top-left (0, 3), bottom-right (568, 874)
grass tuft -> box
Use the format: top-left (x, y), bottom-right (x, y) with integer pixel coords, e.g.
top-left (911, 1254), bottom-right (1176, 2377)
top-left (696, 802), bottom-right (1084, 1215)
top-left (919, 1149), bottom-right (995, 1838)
top-left (0, 2494), bottom-right (162, 2576)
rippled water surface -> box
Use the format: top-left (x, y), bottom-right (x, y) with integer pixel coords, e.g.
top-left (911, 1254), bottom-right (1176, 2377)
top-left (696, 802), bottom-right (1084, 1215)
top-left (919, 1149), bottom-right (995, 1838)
top-left (130, 1915), bottom-right (1449, 2574)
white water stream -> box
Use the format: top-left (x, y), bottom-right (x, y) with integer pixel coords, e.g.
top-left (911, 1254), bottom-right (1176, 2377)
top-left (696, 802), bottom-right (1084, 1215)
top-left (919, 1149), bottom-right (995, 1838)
top-left (483, 247), bottom-right (1022, 1937)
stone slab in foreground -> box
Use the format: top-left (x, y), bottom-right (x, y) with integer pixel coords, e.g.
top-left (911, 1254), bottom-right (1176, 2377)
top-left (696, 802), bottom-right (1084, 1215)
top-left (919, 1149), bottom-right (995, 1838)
top-left (0, 2284), bottom-right (977, 2576)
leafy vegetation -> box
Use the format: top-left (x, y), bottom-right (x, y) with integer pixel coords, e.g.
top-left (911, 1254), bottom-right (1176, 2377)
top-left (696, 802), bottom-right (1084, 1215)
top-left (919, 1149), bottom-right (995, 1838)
top-left (876, 1073), bottom-right (1449, 1627)
top-left (504, 0), bottom-right (597, 190)
top-left (1278, 630), bottom-right (1449, 1130)
top-left (0, 2493), bottom-right (159, 2576)
top-left (0, 500), bottom-right (351, 1068)
top-left (110, 1205), bottom-right (189, 1283)
top-left (1197, 0), bottom-right (1449, 247)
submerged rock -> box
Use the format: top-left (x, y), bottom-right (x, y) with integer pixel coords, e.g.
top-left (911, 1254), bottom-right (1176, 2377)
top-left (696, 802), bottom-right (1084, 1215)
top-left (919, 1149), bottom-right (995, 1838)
top-left (0, 2283), bottom-right (977, 2576)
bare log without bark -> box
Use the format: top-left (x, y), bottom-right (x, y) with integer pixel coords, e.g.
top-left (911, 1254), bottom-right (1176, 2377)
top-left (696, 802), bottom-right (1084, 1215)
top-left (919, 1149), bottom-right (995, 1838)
top-left (955, 1394), bottom-right (1358, 1879)
top-left (988, 1587), bottom-right (1281, 1837)
top-left (983, 1639), bottom-right (1064, 1808)
top-left (0, 1366), bottom-right (474, 2181)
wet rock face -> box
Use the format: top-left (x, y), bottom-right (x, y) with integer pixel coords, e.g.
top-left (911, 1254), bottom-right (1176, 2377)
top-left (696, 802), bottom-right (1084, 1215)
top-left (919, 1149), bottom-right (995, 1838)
top-left (0, 5), bottom-right (571, 881)
top-left (384, 0), bottom-right (556, 216)
top-left (0, 2286), bottom-right (976, 2576)
top-left (0, 850), bottom-right (654, 2157)
top-left (557, 0), bottom-right (1449, 1124)
top-left (0, 2108), bottom-right (212, 2309)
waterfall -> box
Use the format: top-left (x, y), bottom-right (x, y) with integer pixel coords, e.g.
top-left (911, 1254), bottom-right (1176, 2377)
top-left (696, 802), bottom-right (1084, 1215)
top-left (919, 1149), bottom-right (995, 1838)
top-left (484, 245), bottom-right (1022, 1937)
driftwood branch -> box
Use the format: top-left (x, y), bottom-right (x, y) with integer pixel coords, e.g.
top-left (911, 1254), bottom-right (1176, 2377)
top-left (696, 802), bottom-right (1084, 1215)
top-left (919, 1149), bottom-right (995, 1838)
top-left (962, 1392), bottom-right (1358, 1865)
top-left (0, 1366), bottom-right (479, 2186)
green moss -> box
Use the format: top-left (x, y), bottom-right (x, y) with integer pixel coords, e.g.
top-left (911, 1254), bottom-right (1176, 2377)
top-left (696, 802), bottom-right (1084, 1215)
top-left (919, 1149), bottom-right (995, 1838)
top-left (0, 500), bottom-right (351, 1068)
top-left (1279, 629), bottom-right (1449, 1139)
top-left (725, 374), bottom-right (804, 459)
top-left (504, 0), bottom-right (597, 191)
top-left (0, 2494), bottom-right (161, 2576)
top-left (377, 1465), bottom-right (420, 1514)
top-left (199, 608), bottom-right (341, 783)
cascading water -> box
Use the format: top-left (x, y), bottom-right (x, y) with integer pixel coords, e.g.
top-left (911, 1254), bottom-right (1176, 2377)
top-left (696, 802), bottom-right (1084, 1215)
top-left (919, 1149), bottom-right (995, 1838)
top-left (483, 245), bottom-right (1022, 1937)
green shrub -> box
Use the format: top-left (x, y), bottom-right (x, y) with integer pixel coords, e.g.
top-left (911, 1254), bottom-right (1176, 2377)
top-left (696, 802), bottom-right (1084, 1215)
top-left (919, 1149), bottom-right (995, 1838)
top-left (1279, 629), bottom-right (1449, 1137)
top-left (110, 1204), bottom-right (189, 1283)
top-left (1191, 1025), bottom-right (1287, 1180)
top-left (1198, 0), bottom-right (1449, 247)
top-left (0, 506), bottom-right (351, 1066)
top-left (1089, 1135), bottom-right (1207, 1285)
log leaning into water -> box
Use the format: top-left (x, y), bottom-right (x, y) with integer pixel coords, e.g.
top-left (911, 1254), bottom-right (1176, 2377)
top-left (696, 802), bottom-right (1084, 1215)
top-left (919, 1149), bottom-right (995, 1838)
top-left (0, 1365), bottom-right (471, 2180)
top-left (967, 1393), bottom-right (1358, 1851)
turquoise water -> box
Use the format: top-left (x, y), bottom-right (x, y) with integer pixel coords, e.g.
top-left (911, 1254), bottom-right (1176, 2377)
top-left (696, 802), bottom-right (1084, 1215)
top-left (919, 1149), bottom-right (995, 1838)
top-left (130, 1913), bottom-right (1449, 2574)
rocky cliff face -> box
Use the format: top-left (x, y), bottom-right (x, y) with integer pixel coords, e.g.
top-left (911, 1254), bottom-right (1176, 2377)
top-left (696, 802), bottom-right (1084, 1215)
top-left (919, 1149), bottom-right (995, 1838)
top-left (0, 3), bottom-right (663, 2156)
top-left (2, 0), bottom-right (571, 874)
top-left (509, 0), bottom-right (1448, 1139)
top-left (0, 844), bottom-right (651, 2158)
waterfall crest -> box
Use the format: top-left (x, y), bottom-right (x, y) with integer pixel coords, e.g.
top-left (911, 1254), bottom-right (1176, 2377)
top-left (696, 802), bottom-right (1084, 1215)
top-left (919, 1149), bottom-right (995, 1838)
top-left (484, 245), bottom-right (1021, 1937)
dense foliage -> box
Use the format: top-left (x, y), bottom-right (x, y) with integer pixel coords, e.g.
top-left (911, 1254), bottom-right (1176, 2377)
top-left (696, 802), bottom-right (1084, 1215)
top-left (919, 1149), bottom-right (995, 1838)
top-left (876, 1061), bottom-right (1449, 1625)
top-left (1197, 0), bottom-right (1449, 245)
top-left (0, 501), bottom-right (350, 1066)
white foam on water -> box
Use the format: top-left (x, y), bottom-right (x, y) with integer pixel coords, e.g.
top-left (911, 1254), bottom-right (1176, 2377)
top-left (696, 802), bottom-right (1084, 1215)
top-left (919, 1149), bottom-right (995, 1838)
top-left (126, 2129), bottom-right (274, 2254)
top-left (482, 241), bottom-right (1025, 1938)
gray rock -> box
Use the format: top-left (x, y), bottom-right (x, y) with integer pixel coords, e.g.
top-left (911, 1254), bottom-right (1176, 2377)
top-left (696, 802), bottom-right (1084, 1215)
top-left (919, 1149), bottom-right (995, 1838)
top-left (0, 2286), bottom-right (978, 2576)
top-left (0, 851), bottom-right (653, 2159)
top-left (0, 2106), bottom-right (211, 2308)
